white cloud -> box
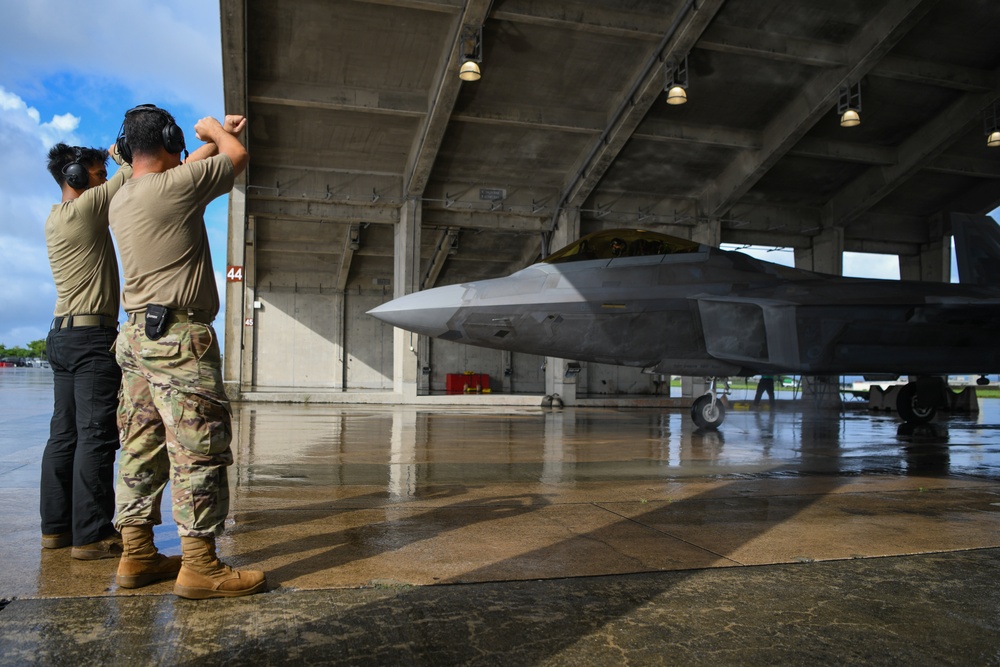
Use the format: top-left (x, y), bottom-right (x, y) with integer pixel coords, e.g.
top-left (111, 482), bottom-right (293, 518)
top-left (0, 87), bottom-right (84, 346)
top-left (46, 113), bottom-right (80, 135)
top-left (0, 1), bottom-right (223, 112)
top-left (0, 88), bottom-right (79, 150)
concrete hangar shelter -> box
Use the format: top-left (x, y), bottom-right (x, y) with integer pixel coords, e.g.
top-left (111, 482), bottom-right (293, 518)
top-left (218, 0), bottom-right (1000, 403)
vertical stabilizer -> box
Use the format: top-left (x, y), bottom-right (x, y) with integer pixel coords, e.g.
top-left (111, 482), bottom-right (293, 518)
top-left (951, 213), bottom-right (1000, 285)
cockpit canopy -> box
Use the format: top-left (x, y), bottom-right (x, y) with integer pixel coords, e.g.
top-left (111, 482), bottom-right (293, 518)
top-left (543, 228), bottom-right (701, 264)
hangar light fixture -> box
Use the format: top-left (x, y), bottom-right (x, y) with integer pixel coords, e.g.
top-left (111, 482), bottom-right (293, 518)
top-left (985, 103), bottom-right (1000, 147)
top-left (838, 82), bottom-right (862, 127)
top-left (459, 26), bottom-right (483, 82)
top-left (665, 56), bottom-right (689, 105)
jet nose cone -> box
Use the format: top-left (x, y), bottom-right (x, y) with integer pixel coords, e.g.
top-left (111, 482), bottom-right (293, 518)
top-left (367, 284), bottom-right (467, 337)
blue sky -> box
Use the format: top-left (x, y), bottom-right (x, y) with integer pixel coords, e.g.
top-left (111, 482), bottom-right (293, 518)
top-left (0, 1), bottom-right (227, 348)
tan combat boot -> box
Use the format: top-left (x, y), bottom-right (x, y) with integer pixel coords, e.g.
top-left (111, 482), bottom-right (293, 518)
top-left (173, 535), bottom-right (266, 600)
top-left (116, 525), bottom-right (182, 588)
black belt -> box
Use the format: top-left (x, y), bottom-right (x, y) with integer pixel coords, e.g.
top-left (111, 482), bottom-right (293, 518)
top-left (51, 315), bottom-right (117, 330)
top-left (127, 310), bottom-right (213, 326)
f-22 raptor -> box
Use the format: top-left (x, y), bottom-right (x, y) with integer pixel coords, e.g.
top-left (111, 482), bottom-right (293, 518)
top-left (369, 214), bottom-right (1000, 428)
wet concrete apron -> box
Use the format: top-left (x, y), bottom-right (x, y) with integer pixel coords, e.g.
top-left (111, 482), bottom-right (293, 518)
top-left (2, 394), bottom-right (999, 664)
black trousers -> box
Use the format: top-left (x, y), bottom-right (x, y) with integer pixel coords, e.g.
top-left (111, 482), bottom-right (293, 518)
top-left (41, 325), bottom-right (121, 545)
top-left (753, 378), bottom-right (775, 407)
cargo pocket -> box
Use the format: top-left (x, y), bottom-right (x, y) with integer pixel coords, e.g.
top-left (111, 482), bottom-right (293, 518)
top-left (171, 392), bottom-right (233, 459)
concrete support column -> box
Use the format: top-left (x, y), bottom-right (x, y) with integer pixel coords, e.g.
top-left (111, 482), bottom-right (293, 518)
top-left (545, 209), bottom-right (581, 402)
top-left (224, 185), bottom-right (247, 396)
top-left (795, 227), bottom-right (844, 408)
top-left (221, 0), bottom-right (247, 399)
top-left (393, 199), bottom-right (421, 400)
top-left (545, 359), bottom-right (579, 405)
top-left (548, 208), bottom-right (580, 265)
top-left (899, 237), bottom-right (950, 283)
top-left (238, 213), bottom-right (258, 394)
top-left (794, 227), bottom-right (843, 275)
top-left (690, 216), bottom-right (721, 247)
top-left (681, 376), bottom-right (710, 399)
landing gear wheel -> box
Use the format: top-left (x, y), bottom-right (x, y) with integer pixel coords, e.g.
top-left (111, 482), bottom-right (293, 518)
top-left (896, 383), bottom-right (935, 423)
top-left (691, 394), bottom-right (726, 429)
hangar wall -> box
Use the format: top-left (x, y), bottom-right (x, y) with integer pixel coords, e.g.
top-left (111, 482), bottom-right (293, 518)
top-left (251, 291), bottom-right (393, 390)
top-left (253, 291), bottom-right (340, 388)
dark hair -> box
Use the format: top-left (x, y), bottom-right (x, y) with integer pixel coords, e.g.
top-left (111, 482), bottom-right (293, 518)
top-left (120, 106), bottom-right (182, 159)
top-left (46, 143), bottom-right (108, 187)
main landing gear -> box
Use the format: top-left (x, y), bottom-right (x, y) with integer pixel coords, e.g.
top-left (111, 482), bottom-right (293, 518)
top-left (691, 377), bottom-right (729, 429)
top-left (895, 376), bottom-right (951, 423)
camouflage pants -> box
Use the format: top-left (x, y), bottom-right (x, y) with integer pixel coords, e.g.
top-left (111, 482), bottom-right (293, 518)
top-left (114, 320), bottom-right (233, 537)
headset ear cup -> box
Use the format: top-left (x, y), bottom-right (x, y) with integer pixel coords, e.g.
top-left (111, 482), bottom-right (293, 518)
top-left (62, 162), bottom-right (89, 189)
top-left (117, 132), bottom-right (133, 164)
top-left (162, 122), bottom-right (185, 154)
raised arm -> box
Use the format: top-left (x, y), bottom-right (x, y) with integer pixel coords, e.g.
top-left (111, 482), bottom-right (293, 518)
top-left (193, 115), bottom-right (249, 175)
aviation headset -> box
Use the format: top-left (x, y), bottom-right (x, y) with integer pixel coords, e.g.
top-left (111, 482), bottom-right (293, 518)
top-left (116, 104), bottom-right (186, 164)
top-left (61, 148), bottom-right (89, 190)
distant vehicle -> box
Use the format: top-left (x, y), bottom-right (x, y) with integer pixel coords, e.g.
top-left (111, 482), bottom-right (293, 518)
top-left (369, 215), bottom-right (1000, 429)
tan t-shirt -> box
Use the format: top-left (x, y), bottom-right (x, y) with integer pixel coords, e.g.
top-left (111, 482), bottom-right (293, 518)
top-left (109, 154), bottom-right (235, 318)
top-left (45, 160), bottom-right (133, 319)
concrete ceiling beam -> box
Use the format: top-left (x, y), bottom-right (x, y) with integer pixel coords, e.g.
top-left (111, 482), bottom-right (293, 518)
top-left (557, 0), bottom-right (728, 217)
top-left (249, 198), bottom-right (401, 225)
top-left (825, 73), bottom-right (1000, 226)
top-left (700, 0), bottom-right (938, 219)
top-left (248, 80), bottom-right (428, 116)
top-left (405, 0), bottom-right (493, 197)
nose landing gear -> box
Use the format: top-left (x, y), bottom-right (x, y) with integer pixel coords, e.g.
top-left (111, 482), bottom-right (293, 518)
top-left (691, 377), bottom-right (729, 429)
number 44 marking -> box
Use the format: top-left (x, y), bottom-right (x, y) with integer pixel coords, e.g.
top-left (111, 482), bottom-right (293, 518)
top-left (227, 266), bottom-right (244, 282)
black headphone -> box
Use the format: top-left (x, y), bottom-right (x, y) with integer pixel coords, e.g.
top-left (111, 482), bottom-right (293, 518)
top-left (116, 104), bottom-right (186, 164)
top-left (62, 148), bottom-right (89, 189)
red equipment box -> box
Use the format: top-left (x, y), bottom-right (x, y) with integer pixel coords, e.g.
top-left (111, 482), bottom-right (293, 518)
top-left (446, 373), bottom-right (490, 393)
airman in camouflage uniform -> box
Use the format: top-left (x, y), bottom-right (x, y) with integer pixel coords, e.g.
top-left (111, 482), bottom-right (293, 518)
top-left (108, 105), bottom-right (265, 598)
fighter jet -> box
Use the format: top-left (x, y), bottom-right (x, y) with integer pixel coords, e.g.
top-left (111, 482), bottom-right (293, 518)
top-left (368, 214), bottom-right (1000, 428)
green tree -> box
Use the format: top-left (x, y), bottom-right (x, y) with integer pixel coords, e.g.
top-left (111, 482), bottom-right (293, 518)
top-left (0, 342), bottom-right (41, 359)
top-left (28, 339), bottom-right (46, 358)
